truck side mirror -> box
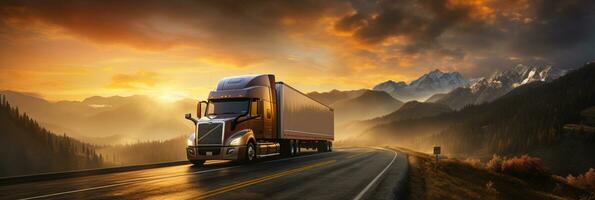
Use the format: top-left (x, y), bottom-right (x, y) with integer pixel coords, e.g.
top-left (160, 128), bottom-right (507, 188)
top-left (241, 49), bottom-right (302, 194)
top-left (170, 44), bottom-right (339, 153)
top-left (185, 113), bottom-right (197, 124)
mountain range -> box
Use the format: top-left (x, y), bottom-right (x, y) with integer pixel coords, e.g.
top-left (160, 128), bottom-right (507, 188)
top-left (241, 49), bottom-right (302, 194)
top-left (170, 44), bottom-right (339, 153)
top-left (308, 64), bottom-right (569, 139)
top-left (362, 62), bottom-right (594, 174)
top-left (373, 69), bottom-right (469, 102)
top-left (428, 64), bottom-right (567, 109)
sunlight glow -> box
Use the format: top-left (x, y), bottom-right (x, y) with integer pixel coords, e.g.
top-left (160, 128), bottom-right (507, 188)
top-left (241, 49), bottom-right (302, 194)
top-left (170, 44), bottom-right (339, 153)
top-left (158, 93), bottom-right (186, 103)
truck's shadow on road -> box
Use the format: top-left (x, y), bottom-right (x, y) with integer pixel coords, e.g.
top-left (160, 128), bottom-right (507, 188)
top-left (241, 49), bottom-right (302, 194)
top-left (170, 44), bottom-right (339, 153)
top-left (186, 150), bottom-right (322, 171)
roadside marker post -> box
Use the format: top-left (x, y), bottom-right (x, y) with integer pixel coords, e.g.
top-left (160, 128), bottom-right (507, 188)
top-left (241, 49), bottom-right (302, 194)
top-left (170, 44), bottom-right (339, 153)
top-left (433, 146), bottom-right (441, 163)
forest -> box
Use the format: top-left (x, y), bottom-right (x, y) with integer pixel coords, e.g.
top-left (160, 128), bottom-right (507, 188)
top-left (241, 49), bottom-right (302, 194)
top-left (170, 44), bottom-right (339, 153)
top-left (0, 95), bottom-right (103, 176)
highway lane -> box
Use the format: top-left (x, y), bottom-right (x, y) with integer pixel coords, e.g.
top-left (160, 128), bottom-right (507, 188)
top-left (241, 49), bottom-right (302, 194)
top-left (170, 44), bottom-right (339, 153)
top-left (0, 147), bottom-right (408, 200)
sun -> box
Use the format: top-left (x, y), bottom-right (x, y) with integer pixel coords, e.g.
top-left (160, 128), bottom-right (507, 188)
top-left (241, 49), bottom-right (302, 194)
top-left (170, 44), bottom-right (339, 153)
top-left (154, 87), bottom-right (187, 103)
top-left (158, 93), bottom-right (185, 103)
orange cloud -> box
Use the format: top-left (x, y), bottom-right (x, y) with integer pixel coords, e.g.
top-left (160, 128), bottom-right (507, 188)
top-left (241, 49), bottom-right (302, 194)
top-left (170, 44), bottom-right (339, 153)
top-left (108, 71), bottom-right (163, 90)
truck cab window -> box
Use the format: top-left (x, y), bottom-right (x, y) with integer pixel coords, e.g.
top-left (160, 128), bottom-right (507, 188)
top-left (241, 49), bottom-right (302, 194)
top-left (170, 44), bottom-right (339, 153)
top-left (250, 101), bottom-right (259, 117)
top-left (206, 99), bottom-right (250, 116)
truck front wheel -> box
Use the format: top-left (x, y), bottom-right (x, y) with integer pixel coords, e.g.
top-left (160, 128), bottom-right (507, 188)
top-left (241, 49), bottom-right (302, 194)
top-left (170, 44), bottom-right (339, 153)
top-left (246, 142), bottom-right (256, 162)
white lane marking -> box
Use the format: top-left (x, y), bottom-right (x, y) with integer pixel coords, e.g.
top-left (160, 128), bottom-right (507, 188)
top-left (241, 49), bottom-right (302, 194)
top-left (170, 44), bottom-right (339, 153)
top-left (18, 151), bottom-right (339, 200)
top-left (352, 148), bottom-right (398, 200)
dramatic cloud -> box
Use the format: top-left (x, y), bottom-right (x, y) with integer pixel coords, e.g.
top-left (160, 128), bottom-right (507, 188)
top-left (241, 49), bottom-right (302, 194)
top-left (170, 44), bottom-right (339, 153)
top-left (0, 0), bottom-right (351, 66)
top-left (509, 0), bottom-right (595, 66)
top-left (333, 0), bottom-right (595, 75)
top-left (0, 0), bottom-right (594, 100)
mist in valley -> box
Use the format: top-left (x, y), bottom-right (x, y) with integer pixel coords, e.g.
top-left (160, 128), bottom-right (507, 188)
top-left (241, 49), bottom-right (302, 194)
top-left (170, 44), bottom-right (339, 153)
top-left (0, 91), bottom-right (196, 145)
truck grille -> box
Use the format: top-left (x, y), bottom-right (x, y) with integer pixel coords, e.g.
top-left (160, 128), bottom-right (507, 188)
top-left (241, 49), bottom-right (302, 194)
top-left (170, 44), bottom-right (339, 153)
top-left (198, 122), bottom-right (224, 145)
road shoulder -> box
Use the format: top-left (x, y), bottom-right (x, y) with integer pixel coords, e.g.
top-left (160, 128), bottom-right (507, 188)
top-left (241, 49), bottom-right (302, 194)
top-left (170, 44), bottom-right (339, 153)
top-left (396, 147), bottom-right (593, 200)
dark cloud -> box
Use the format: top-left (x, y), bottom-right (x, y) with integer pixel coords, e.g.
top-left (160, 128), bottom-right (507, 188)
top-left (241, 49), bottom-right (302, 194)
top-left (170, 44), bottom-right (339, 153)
top-left (1, 0), bottom-right (594, 76)
top-left (335, 12), bottom-right (369, 32)
top-left (509, 0), bottom-right (595, 67)
top-left (337, 0), bottom-right (478, 48)
top-left (515, 0), bottom-right (595, 51)
top-left (335, 0), bottom-right (595, 73)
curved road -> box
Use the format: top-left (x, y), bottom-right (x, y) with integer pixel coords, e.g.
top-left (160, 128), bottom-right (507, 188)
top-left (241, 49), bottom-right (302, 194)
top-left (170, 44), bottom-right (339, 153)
top-left (0, 147), bottom-right (408, 200)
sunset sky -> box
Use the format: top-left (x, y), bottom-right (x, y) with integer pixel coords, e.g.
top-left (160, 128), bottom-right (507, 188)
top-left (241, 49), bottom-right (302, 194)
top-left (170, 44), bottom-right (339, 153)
top-left (1, 0), bottom-right (594, 101)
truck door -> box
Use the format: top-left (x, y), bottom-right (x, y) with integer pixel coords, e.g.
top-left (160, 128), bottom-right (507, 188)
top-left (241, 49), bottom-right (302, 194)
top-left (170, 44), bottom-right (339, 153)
top-left (262, 100), bottom-right (274, 138)
top-left (249, 100), bottom-right (264, 138)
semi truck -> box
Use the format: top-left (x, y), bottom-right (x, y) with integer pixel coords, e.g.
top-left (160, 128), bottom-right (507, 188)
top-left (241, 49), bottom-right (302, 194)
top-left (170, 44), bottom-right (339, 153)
top-left (184, 74), bottom-right (334, 165)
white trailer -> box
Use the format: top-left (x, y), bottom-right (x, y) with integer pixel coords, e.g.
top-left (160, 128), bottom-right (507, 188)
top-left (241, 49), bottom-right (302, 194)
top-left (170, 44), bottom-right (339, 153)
top-left (275, 83), bottom-right (334, 141)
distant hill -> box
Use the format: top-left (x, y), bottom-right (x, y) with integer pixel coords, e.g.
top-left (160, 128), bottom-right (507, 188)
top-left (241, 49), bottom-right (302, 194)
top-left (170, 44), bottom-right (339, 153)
top-left (307, 89), bottom-right (367, 105)
top-left (374, 101), bottom-right (452, 124)
top-left (348, 101), bottom-right (452, 137)
top-left (425, 93), bottom-right (447, 103)
top-left (364, 62), bottom-right (595, 174)
top-left (427, 87), bottom-right (475, 110)
top-left (307, 89), bottom-right (403, 139)
top-left (0, 91), bottom-right (196, 144)
top-left (332, 90), bottom-right (403, 125)
top-left (0, 96), bottom-right (103, 177)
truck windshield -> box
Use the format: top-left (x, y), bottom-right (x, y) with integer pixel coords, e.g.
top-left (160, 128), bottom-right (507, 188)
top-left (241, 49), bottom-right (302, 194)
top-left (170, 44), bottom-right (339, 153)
top-left (206, 99), bottom-right (250, 116)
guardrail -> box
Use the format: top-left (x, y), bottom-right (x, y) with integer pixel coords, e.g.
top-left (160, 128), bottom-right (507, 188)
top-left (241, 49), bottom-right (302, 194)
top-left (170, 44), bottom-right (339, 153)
top-left (0, 161), bottom-right (190, 186)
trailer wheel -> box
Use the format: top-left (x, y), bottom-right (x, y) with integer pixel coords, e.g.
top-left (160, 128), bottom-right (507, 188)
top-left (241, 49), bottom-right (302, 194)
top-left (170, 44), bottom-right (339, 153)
top-left (327, 142), bottom-right (332, 152)
top-left (246, 142), bottom-right (256, 162)
top-left (294, 140), bottom-right (300, 155)
top-left (317, 141), bottom-right (327, 152)
top-left (189, 160), bottom-right (205, 166)
top-left (280, 140), bottom-right (291, 157)
top-left (290, 140), bottom-right (296, 156)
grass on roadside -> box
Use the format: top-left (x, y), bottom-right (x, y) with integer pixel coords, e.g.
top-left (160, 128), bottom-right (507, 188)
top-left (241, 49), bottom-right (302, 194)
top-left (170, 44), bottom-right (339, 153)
top-left (393, 147), bottom-right (595, 200)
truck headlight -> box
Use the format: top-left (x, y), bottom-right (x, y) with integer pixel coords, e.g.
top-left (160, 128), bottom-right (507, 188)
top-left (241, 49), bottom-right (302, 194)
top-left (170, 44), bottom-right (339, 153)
top-left (229, 137), bottom-right (242, 146)
top-left (187, 133), bottom-right (196, 146)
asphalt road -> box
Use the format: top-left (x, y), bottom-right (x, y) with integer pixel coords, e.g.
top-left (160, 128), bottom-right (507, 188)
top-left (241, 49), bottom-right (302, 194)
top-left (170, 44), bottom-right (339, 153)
top-left (0, 147), bottom-right (408, 200)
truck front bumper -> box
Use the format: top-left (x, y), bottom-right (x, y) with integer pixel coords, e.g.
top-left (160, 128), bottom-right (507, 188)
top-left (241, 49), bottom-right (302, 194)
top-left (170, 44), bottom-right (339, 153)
top-left (187, 146), bottom-right (246, 161)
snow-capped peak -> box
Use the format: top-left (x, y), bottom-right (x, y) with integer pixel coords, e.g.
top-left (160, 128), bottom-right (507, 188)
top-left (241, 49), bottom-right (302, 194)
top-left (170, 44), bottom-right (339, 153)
top-left (476, 64), bottom-right (566, 91)
top-left (372, 69), bottom-right (469, 101)
top-left (409, 69), bottom-right (468, 90)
